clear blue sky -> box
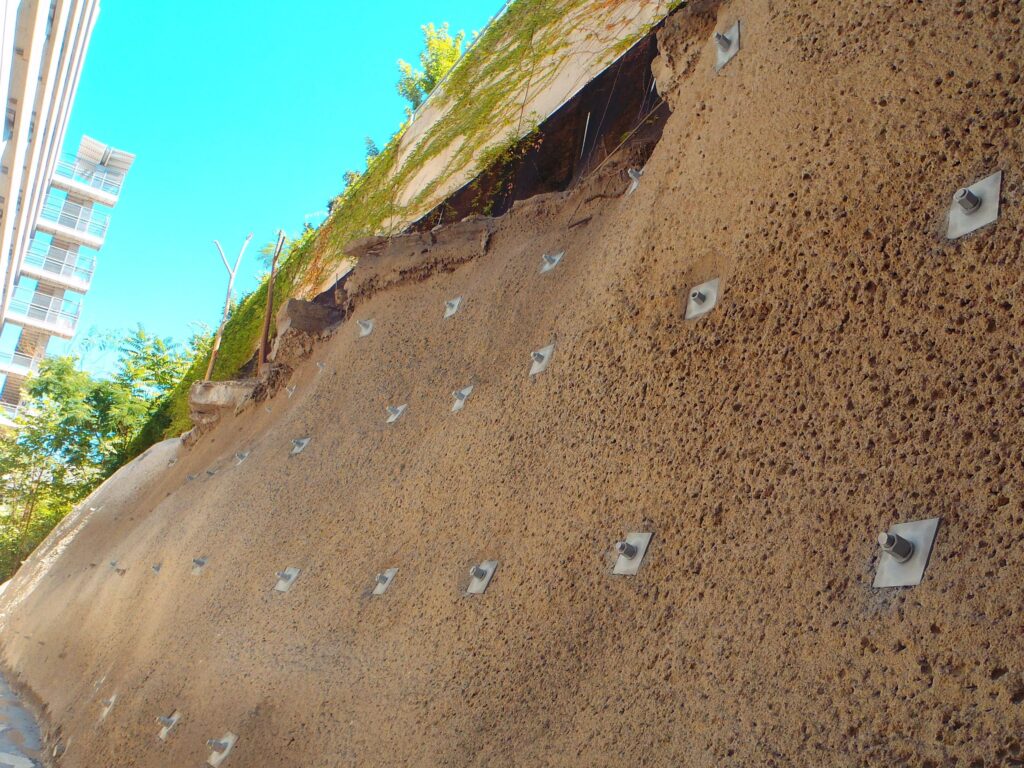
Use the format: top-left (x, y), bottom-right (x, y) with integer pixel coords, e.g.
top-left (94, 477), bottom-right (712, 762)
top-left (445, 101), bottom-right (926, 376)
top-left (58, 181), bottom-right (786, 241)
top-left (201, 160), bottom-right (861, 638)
top-left (57, 0), bottom-right (503, 373)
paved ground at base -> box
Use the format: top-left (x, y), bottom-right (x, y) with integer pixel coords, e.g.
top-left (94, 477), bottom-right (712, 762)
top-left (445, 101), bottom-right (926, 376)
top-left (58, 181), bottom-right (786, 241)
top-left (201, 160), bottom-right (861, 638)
top-left (0, 673), bottom-right (41, 768)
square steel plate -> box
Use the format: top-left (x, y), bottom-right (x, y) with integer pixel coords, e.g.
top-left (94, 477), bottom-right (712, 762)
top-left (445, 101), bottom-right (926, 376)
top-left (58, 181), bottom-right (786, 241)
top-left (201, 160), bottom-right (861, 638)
top-left (99, 694), bottom-right (117, 721)
top-left (467, 560), bottom-right (499, 595)
top-left (873, 517), bottom-right (940, 588)
top-left (444, 297), bottom-right (463, 319)
top-left (357, 319), bottom-right (374, 337)
top-left (715, 20), bottom-right (741, 71)
top-left (373, 568), bottom-right (399, 596)
top-left (158, 711), bottom-right (181, 741)
top-left (539, 250), bottom-right (564, 273)
top-left (947, 170), bottom-right (1002, 239)
top-left (685, 278), bottom-right (720, 321)
top-left (207, 732), bottom-right (238, 768)
top-left (291, 437), bottom-right (310, 455)
top-left (452, 386), bottom-right (474, 412)
top-left (613, 532), bottom-right (653, 576)
top-left (530, 344), bottom-right (555, 376)
top-left (274, 567), bottom-right (301, 593)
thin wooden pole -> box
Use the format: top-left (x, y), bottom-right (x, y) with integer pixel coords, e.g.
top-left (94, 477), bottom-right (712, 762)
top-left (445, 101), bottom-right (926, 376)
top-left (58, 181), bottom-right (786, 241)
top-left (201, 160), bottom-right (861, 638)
top-left (205, 234), bottom-right (252, 381)
top-left (258, 230), bottom-right (286, 375)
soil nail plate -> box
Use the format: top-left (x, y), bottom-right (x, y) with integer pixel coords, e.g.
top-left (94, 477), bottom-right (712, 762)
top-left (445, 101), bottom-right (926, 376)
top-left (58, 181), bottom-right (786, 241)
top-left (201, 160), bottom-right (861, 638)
top-left (467, 560), bottom-right (498, 594)
top-left (873, 518), bottom-right (941, 588)
top-left (274, 567), bottom-right (300, 593)
top-left (357, 319), bottom-right (374, 337)
top-left (386, 404), bottom-right (408, 424)
top-left (444, 296), bottom-right (463, 318)
top-left (205, 732), bottom-right (237, 767)
top-left (946, 170), bottom-right (1001, 239)
top-left (539, 250), bottom-right (564, 273)
top-left (685, 278), bottom-right (720, 320)
top-left (612, 532), bottom-right (653, 576)
top-left (291, 437), bottom-right (310, 455)
top-left (157, 710), bottom-right (180, 741)
top-left (714, 20), bottom-right (741, 70)
top-left (529, 343), bottom-right (555, 376)
top-left (451, 385), bottom-right (474, 412)
top-left (373, 568), bottom-right (399, 595)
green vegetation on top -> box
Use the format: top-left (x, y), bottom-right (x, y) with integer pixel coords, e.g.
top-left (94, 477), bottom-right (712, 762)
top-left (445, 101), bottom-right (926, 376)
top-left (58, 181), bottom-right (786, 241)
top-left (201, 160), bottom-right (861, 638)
top-left (138, 0), bottom-right (678, 444)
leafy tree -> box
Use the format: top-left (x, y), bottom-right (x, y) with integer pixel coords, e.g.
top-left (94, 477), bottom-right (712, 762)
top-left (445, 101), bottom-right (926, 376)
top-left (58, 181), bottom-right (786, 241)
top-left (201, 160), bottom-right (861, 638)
top-left (397, 22), bottom-right (466, 115)
top-left (365, 137), bottom-right (380, 159)
top-left (0, 327), bottom-right (201, 580)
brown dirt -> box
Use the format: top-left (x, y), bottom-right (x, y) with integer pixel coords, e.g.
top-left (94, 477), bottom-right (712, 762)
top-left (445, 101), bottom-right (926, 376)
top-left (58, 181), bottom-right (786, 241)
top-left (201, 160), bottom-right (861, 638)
top-left (3, 1), bottom-right (1024, 765)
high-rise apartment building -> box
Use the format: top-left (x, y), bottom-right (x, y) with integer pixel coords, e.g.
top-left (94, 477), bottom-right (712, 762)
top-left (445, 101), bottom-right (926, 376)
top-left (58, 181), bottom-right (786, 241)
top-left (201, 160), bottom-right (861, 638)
top-left (0, 0), bottom-right (133, 427)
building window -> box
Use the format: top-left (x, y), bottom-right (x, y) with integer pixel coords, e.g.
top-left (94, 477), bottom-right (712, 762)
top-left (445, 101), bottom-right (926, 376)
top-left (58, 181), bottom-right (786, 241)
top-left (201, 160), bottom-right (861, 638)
top-left (3, 102), bottom-right (15, 141)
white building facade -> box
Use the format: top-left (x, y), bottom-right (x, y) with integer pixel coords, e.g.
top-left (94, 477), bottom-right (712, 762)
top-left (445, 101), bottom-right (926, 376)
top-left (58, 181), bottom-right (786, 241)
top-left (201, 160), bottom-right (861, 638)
top-left (0, 0), bottom-right (133, 427)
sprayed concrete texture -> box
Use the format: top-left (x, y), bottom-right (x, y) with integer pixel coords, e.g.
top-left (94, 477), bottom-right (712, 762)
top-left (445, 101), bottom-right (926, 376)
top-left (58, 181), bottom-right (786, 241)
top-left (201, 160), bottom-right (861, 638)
top-left (3, 1), bottom-right (1024, 765)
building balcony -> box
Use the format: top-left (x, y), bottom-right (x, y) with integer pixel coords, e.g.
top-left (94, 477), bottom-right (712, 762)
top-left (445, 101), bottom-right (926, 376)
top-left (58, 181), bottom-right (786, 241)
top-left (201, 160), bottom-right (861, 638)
top-left (50, 152), bottom-right (123, 207)
top-left (4, 285), bottom-right (81, 339)
top-left (35, 200), bottom-right (109, 250)
top-left (0, 401), bottom-right (18, 429)
top-left (0, 349), bottom-right (44, 377)
top-left (20, 241), bottom-right (95, 292)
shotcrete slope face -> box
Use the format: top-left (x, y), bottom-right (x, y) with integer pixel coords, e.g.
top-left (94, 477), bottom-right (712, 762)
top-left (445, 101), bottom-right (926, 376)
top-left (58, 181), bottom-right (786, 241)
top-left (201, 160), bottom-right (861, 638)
top-left (3, 2), bottom-right (1024, 765)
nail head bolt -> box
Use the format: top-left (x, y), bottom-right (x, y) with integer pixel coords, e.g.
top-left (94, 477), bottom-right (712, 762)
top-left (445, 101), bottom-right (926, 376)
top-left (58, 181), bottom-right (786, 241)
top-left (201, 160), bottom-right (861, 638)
top-left (691, 290), bottom-right (707, 305)
top-left (878, 531), bottom-right (914, 563)
top-left (469, 564), bottom-right (489, 580)
top-left (193, 558), bottom-right (206, 567)
top-left (532, 351), bottom-right (546, 363)
top-left (954, 187), bottom-right (982, 213)
top-left (616, 541), bottom-right (638, 559)
top-left (157, 716), bottom-right (175, 727)
top-left (376, 573), bottom-right (389, 584)
top-left (715, 32), bottom-right (731, 50)
top-left (102, 698), bottom-right (114, 707)
top-left (208, 739), bottom-right (229, 752)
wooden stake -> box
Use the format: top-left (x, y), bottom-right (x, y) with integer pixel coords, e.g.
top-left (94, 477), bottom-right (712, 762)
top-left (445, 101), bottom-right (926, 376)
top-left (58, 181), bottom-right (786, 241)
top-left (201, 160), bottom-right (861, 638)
top-left (258, 231), bottom-right (286, 375)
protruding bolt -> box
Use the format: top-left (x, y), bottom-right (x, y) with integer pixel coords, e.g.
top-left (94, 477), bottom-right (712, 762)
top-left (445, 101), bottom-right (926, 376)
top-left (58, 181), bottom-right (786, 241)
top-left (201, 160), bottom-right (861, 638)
top-left (878, 531), bottom-right (914, 563)
top-left (532, 351), bottom-right (546, 363)
top-left (193, 557), bottom-right (206, 567)
top-left (208, 739), bottom-right (229, 752)
top-left (376, 572), bottom-right (390, 585)
top-left (616, 541), bottom-right (638, 559)
top-left (715, 31), bottom-right (732, 50)
top-left (102, 698), bottom-right (114, 707)
top-left (469, 564), bottom-right (489, 580)
top-left (691, 290), bottom-right (707, 305)
top-left (157, 715), bottom-right (176, 727)
top-left (954, 187), bottom-right (982, 213)
top-left (276, 571), bottom-right (292, 581)
top-left (152, 564), bottom-right (161, 573)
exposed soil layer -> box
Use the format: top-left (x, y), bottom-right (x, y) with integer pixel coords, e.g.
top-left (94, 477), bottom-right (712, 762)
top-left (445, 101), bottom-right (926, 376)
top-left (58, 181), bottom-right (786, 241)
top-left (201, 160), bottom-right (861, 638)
top-left (3, 1), bottom-right (1024, 766)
